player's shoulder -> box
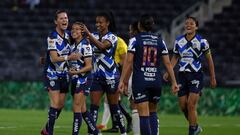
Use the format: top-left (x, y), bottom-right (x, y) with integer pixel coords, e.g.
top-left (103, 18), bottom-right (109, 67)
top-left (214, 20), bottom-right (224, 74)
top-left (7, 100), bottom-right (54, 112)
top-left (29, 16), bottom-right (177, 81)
top-left (81, 38), bottom-right (91, 47)
top-left (175, 34), bottom-right (185, 41)
top-left (48, 30), bottom-right (58, 39)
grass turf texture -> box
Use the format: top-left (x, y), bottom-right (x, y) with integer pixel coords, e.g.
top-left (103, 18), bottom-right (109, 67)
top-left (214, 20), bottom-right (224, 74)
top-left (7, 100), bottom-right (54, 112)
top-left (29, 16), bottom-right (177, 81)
top-left (0, 109), bottom-right (239, 135)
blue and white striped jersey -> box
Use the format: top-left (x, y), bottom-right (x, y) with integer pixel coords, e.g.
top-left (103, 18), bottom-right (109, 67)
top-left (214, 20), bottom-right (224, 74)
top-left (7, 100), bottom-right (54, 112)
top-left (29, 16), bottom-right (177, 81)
top-left (173, 34), bottom-right (210, 72)
top-left (91, 32), bottom-right (119, 79)
top-left (45, 30), bottom-right (71, 79)
top-left (70, 38), bottom-right (92, 84)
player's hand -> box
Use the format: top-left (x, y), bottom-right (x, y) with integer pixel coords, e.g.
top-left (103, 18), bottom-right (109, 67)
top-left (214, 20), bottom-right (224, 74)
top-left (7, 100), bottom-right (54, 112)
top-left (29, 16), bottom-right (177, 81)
top-left (79, 24), bottom-right (91, 36)
top-left (69, 68), bottom-right (77, 75)
top-left (163, 72), bottom-right (169, 82)
top-left (123, 83), bottom-right (129, 96)
top-left (171, 83), bottom-right (179, 95)
top-left (210, 77), bottom-right (217, 88)
top-left (68, 53), bottom-right (81, 61)
top-left (118, 81), bottom-right (125, 94)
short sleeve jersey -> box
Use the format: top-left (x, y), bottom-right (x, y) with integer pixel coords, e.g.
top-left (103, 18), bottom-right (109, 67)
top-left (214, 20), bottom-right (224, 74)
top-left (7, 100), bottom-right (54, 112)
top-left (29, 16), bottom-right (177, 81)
top-left (128, 32), bottom-right (169, 84)
top-left (114, 37), bottom-right (127, 64)
top-left (91, 32), bottom-right (119, 80)
top-left (69, 38), bottom-right (92, 82)
top-left (44, 30), bottom-right (71, 79)
top-left (173, 34), bottom-right (210, 72)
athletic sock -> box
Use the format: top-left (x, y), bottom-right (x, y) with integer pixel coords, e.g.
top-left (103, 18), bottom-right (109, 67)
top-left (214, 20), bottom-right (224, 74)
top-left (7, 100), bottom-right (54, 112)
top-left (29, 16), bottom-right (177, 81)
top-left (47, 107), bottom-right (58, 135)
top-left (72, 112), bottom-right (82, 135)
top-left (139, 116), bottom-right (151, 135)
top-left (82, 111), bottom-right (99, 134)
top-left (101, 102), bottom-right (110, 126)
top-left (119, 101), bottom-right (132, 123)
top-left (150, 112), bottom-right (159, 135)
top-left (45, 108), bottom-right (62, 132)
top-left (109, 104), bottom-right (126, 133)
top-left (132, 109), bottom-right (140, 135)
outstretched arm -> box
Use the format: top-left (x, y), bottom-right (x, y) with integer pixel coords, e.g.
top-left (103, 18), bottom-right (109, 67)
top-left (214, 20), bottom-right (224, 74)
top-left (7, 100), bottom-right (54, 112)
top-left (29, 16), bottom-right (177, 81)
top-left (162, 55), bottom-right (179, 94)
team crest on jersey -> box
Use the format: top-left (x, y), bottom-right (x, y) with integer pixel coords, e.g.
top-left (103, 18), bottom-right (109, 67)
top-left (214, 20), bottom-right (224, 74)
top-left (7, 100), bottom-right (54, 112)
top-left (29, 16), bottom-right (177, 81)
top-left (57, 38), bottom-right (63, 45)
top-left (192, 41), bottom-right (200, 50)
top-left (50, 80), bottom-right (55, 87)
top-left (48, 39), bottom-right (55, 47)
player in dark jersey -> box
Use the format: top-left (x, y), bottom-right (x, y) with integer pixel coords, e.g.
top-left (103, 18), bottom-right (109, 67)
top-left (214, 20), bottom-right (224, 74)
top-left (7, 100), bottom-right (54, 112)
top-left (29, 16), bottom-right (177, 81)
top-left (69, 22), bottom-right (100, 135)
top-left (127, 21), bottom-right (141, 135)
top-left (163, 16), bottom-right (217, 135)
top-left (41, 10), bottom-right (80, 135)
top-left (119, 14), bottom-right (179, 135)
top-left (80, 11), bottom-right (127, 135)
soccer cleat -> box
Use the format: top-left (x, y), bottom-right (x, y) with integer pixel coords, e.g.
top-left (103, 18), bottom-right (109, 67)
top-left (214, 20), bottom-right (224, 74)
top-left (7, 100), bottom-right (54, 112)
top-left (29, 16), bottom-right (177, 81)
top-left (101, 127), bottom-right (119, 133)
top-left (193, 126), bottom-right (203, 135)
top-left (96, 124), bottom-right (107, 130)
top-left (40, 129), bottom-right (48, 135)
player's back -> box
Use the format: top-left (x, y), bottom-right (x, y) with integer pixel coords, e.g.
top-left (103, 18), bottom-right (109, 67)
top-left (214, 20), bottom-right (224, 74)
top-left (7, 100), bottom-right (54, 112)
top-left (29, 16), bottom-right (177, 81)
top-left (129, 32), bottom-right (168, 86)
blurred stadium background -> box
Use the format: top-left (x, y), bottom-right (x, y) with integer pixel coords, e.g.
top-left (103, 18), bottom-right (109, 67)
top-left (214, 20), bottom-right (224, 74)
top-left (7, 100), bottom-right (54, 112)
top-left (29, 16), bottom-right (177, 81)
top-left (0, 0), bottom-right (239, 134)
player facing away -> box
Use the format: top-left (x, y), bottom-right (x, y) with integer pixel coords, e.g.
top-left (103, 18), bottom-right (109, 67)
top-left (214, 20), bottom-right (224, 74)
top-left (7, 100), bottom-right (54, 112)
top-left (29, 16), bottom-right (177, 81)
top-left (119, 14), bottom-right (179, 135)
top-left (41, 10), bottom-right (80, 135)
top-left (127, 21), bottom-right (141, 135)
top-left (163, 16), bottom-right (217, 135)
top-left (69, 22), bottom-right (99, 135)
top-left (80, 11), bottom-right (127, 135)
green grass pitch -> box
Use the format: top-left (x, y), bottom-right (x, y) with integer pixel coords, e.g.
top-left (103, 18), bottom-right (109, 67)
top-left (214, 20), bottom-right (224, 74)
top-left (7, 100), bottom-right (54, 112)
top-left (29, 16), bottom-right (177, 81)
top-left (0, 109), bottom-right (239, 135)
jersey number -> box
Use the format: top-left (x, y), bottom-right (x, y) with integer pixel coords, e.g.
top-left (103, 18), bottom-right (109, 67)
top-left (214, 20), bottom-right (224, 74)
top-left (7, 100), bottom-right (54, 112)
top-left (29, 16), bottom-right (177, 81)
top-left (142, 46), bottom-right (157, 66)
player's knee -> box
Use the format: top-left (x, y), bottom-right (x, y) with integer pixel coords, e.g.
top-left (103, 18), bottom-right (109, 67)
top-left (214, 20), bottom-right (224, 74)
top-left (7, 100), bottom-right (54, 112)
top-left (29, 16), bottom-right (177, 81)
top-left (187, 102), bottom-right (196, 111)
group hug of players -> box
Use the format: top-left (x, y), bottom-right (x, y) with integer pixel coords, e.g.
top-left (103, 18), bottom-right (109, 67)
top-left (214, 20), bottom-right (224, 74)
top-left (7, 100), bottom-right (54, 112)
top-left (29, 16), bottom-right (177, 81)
top-left (40, 9), bottom-right (216, 135)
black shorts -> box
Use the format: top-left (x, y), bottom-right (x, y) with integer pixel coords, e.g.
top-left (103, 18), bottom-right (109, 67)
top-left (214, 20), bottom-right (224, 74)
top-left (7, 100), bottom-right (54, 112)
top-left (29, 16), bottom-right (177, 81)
top-left (90, 77), bottom-right (119, 94)
top-left (44, 76), bottom-right (69, 93)
top-left (132, 82), bottom-right (162, 104)
top-left (71, 78), bottom-right (91, 96)
top-left (177, 72), bottom-right (204, 97)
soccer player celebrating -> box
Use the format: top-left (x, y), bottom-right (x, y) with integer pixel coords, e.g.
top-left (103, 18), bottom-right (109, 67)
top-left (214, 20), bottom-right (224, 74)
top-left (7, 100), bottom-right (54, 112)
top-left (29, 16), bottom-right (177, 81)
top-left (119, 14), bottom-right (179, 135)
top-left (163, 16), bottom-right (217, 135)
top-left (99, 36), bottom-right (132, 133)
top-left (41, 10), bottom-right (80, 135)
top-left (69, 22), bottom-right (99, 135)
top-left (80, 11), bottom-right (127, 135)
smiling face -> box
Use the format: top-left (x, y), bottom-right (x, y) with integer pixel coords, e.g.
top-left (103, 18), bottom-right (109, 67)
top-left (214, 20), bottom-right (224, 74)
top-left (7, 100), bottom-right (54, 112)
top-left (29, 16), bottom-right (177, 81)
top-left (55, 12), bottom-right (68, 31)
top-left (185, 18), bottom-right (198, 35)
top-left (71, 23), bottom-right (82, 40)
top-left (95, 16), bottom-right (109, 34)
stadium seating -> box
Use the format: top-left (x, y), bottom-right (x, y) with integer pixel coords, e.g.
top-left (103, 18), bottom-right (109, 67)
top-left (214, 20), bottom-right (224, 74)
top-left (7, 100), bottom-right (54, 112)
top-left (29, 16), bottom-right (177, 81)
top-left (198, 0), bottom-right (240, 86)
top-left (3, 0), bottom-right (238, 86)
top-left (0, 0), bottom-right (198, 81)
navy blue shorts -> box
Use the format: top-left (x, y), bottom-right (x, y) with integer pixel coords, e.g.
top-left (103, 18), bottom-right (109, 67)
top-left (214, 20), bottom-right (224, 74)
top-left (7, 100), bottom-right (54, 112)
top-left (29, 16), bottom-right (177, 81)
top-left (44, 76), bottom-right (69, 93)
top-left (177, 72), bottom-right (204, 97)
top-left (90, 77), bottom-right (119, 94)
top-left (132, 82), bottom-right (162, 104)
top-left (71, 78), bottom-right (91, 96)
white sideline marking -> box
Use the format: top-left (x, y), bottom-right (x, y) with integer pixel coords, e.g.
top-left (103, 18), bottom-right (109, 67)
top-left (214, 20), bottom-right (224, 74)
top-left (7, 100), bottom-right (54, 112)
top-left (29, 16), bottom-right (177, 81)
top-left (0, 126), bottom-right (16, 129)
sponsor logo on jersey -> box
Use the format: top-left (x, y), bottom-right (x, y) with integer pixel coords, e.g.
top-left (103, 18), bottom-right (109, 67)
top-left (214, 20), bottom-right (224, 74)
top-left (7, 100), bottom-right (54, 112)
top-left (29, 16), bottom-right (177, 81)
top-left (50, 80), bottom-right (55, 87)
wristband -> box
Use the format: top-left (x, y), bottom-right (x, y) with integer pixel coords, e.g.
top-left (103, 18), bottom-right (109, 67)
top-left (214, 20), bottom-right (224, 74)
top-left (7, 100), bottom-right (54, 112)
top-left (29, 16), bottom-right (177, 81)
top-left (64, 56), bottom-right (68, 61)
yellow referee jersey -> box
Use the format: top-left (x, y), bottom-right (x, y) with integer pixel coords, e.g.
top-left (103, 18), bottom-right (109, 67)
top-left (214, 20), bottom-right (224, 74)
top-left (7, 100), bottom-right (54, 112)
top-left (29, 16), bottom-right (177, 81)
top-left (114, 37), bottom-right (127, 64)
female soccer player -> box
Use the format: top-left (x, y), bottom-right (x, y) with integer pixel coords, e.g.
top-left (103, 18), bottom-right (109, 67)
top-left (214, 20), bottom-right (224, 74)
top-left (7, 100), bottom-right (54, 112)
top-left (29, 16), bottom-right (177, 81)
top-left (163, 16), bottom-right (217, 135)
top-left (98, 36), bottom-right (132, 133)
top-left (69, 22), bottom-right (99, 135)
top-left (119, 14), bottom-right (179, 135)
top-left (127, 21), bottom-right (141, 135)
top-left (80, 11), bottom-right (127, 135)
top-left (41, 10), bottom-right (80, 135)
